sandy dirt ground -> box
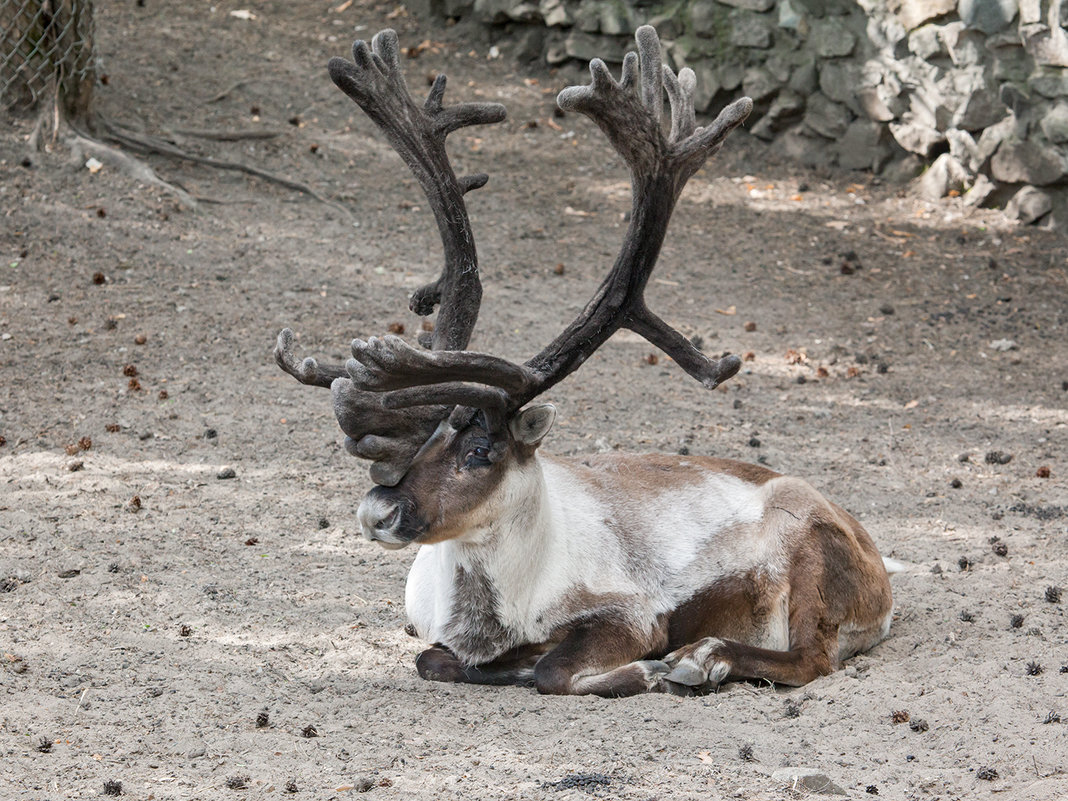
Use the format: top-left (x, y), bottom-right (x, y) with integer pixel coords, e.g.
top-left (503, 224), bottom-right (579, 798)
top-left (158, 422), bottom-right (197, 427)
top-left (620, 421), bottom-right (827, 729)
top-left (2, 1), bottom-right (1067, 799)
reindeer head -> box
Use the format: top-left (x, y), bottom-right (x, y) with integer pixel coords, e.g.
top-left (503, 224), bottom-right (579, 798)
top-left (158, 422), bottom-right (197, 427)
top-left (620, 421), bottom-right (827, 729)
top-left (276, 27), bottom-right (752, 533)
top-left (356, 404), bottom-right (556, 549)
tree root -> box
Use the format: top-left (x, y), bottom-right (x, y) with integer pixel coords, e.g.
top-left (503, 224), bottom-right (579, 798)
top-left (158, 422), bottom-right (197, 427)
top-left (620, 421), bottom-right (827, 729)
top-left (65, 132), bottom-right (199, 210)
top-left (100, 119), bottom-right (333, 205)
top-left (168, 127), bottom-right (283, 141)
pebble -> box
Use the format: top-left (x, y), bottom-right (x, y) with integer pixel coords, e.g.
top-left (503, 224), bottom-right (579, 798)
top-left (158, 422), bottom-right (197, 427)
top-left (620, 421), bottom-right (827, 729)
top-left (771, 768), bottom-right (847, 795)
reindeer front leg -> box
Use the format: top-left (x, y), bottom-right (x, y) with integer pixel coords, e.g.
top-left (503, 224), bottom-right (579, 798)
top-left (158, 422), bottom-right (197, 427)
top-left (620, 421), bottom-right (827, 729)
top-left (416, 643), bottom-right (550, 687)
top-left (532, 616), bottom-right (688, 698)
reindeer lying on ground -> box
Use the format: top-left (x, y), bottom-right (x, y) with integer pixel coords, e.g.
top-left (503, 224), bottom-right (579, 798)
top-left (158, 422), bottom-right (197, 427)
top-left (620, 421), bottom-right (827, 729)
top-left (276, 26), bottom-right (894, 697)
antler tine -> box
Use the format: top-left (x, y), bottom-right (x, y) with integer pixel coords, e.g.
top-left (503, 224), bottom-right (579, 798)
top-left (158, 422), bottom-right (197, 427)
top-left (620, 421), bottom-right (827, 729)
top-left (274, 328), bottom-right (347, 388)
top-left (347, 336), bottom-right (538, 396)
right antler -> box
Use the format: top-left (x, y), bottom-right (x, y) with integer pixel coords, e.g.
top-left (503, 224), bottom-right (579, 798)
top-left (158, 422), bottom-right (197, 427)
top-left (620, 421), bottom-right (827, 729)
top-left (344, 27), bottom-right (751, 425)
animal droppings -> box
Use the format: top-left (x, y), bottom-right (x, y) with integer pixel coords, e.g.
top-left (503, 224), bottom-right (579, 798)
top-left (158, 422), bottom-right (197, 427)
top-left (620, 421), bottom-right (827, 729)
top-left (976, 767), bottom-right (998, 781)
top-left (256, 710), bottom-right (269, 728)
top-left (909, 719), bottom-right (929, 732)
top-left (284, 780), bottom-right (298, 794)
top-left (783, 700), bottom-right (801, 718)
top-left (992, 542), bottom-right (1008, 556)
top-left (866, 786), bottom-right (879, 795)
top-left (1010, 614), bottom-right (1024, 629)
top-left (102, 779), bottom-right (122, 796)
top-left (1046, 586), bottom-right (1062, 603)
top-left (225, 775), bottom-right (250, 789)
top-left (958, 556), bottom-right (972, 571)
top-left (984, 451), bottom-right (1012, 465)
top-left (891, 709), bottom-right (910, 724)
top-left (1036, 466), bottom-right (1051, 478)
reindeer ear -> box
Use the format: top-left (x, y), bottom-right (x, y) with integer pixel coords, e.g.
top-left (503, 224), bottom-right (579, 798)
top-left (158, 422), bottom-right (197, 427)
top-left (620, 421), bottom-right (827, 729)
top-left (509, 404), bottom-right (556, 446)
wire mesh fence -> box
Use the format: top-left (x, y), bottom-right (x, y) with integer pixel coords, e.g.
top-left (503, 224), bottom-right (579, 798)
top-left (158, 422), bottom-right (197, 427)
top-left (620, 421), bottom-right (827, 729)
top-left (1, 0), bottom-right (95, 110)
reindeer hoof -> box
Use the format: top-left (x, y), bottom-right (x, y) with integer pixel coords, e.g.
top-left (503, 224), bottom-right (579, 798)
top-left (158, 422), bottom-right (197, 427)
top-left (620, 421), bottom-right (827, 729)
top-left (665, 662), bottom-right (707, 687)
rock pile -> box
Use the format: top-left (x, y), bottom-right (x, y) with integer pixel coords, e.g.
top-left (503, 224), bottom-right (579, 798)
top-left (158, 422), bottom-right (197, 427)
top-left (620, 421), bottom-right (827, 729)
top-left (410, 0), bottom-right (1068, 226)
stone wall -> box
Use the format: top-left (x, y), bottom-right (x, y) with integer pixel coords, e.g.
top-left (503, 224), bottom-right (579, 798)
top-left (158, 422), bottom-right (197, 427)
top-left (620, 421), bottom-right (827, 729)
top-left (412, 0), bottom-right (1068, 226)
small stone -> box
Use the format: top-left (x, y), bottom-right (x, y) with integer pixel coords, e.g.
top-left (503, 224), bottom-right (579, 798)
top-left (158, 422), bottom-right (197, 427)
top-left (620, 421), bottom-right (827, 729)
top-left (355, 776), bottom-right (375, 792)
top-left (1036, 466), bottom-right (1051, 478)
top-left (985, 451), bottom-right (1012, 465)
top-left (976, 766), bottom-right (998, 781)
top-left (771, 768), bottom-right (847, 795)
top-left (909, 718), bottom-right (929, 732)
top-left (989, 338), bottom-right (1018, 352)
top-left (992, 541), bottom-right (1008, 556)
top-left (217, 467), bottom-right (236, 480)
top-left (1010, 614), bottom-right (1024, 628)
top-left (950, 478), bottom-right (962, 489)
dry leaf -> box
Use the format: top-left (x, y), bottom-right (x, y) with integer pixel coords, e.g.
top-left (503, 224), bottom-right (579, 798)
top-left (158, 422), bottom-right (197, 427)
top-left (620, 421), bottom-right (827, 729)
top-left (229, 9), bottom-right (256, 20)
top-left (904, 399), bottom-right (919, 409)
top-left (714, 305), bottom-right (737, 315)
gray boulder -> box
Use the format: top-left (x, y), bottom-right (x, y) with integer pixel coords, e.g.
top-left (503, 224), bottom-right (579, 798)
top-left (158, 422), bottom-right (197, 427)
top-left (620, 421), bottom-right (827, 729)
top-left (1005, 185), bottom-right (1053, 223)
top-left (991, 139), bottom-right (1068, 184)
top-left (809, 17), bottom-right (857, 57)
top-left (751, 90), bottom-right (806, 139)
top-left (730, 9), bottom-right (775, 48)
top-left (803, 92), bottom-right (852, 139)
top-left (917, 152), bottom-right (970, 199)
top-left (718, 0), bottom-right (776, 10)
top-left (889, 114), bottom-right (945, 155)
top-left (1040, 102), bottom-right (1068, 142)
top-left (819, 60), bottom-right (863, 113)
top-left (838, 119), bottom-right (896, 171)
top-left (958, 0), bottom-right (1017, 34)
top-left (894, 0), bottom-right (957, 31)
top-left (743, 65), bottom-right (783, 102)
top-left (963, 173), bottom-right (997, 206)
top-left (857, 85), bottom-right (897, 122)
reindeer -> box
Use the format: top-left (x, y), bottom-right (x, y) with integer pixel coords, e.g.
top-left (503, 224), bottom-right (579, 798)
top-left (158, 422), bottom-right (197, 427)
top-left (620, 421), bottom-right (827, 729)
top-left (276, 26), bottom-right (895, 697)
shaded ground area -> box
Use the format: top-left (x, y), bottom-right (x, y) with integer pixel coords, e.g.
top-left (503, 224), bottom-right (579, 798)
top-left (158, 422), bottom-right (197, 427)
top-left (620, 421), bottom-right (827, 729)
top-left (1, 1), bottom-right (1067, 798)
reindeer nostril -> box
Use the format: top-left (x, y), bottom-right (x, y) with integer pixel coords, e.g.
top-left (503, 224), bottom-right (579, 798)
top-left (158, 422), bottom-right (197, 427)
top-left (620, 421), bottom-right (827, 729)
top-left (376, 506), bottom-right (399, 530)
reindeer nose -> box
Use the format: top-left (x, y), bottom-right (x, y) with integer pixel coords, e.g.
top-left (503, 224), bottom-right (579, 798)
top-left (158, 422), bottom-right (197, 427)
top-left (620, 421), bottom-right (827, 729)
top-left (357, 494), bottom-right (402, 542)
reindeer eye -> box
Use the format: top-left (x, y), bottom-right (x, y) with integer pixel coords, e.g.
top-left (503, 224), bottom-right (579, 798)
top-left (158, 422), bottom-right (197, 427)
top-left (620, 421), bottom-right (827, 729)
top-left (464, 445), bottom-right (491, 467)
